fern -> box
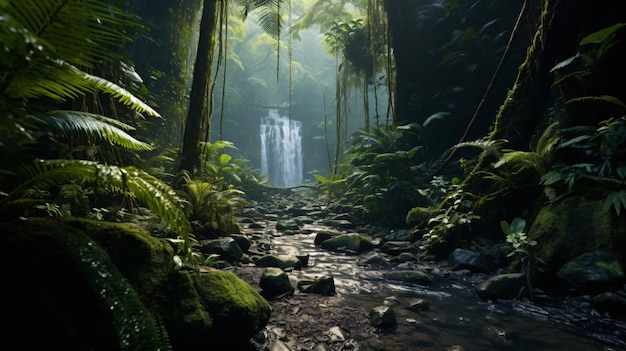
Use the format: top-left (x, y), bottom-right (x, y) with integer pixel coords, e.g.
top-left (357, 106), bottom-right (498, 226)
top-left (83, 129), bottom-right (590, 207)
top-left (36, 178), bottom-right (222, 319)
top-left (12, 160), bottom-right (191, 252)
top-left (27, 111), bottom-right (153, 151)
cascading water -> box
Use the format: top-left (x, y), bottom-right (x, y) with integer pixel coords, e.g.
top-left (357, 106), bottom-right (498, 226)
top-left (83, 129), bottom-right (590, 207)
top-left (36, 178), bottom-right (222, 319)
top-left (260, 109), bottom-right (303, 187)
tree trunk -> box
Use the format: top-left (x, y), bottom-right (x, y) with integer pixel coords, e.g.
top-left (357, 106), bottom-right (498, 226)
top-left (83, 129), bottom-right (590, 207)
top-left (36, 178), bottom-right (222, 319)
top-left (410, 0), bottom-right (626, 255)
top-left (179, 0), bottom-right (219, 174)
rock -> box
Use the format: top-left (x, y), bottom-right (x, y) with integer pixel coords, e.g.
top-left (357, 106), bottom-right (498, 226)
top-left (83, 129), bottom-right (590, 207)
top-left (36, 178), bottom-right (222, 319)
top-left (324, 219), bottom-right (355, 229)
top-left (312, 342), bottom-right (332, 351)
top-left (592, 291), bottom-right (626, 315)
top-left (200, 237), bottom-right (243, 262)
top-left (395, 252), bottom-right (416, 262)
top-left (263, 213), bottom-right (279, 221)
top-left (383, 270), bottom-right (433, 285)
top-left (259, 267), bottom-right (294, 299)
top-left (1, 218), bottom-right (270, 350)
top-left (248, 222), bottom-right (266, 229)
top-left (380, 241), bottom-right (415, 256)
top-left (528, 196), bottom-right (626, 282)
top-left (229, 234), bottom-right (251, 252)
top-left (448, 248), bottom-right (482, 272)
top-left (276, 219), bottom-right (300, 231)
top-left (384, 296), bottom-right (401, 307)
top-left (192, 270), bottom-right (271, 344)
top-left (369, 305), bottom-right (397, 328)
top-left (408, 298), bottom-right (430, 311)
top-left (556, 250), bottom-right (625, 294)
top-left (321, 233), bottom-right (374, 253)
top-left (475, 273), bottom-right (525, 299)
top-left (297, 275), bottom-right (336, 295)
top-left (359, 251), bottom-right (391, 267)
top-left (388, 229), bottom-right (412, 241)
top-left (314, 231), bottom-right (336, 244)
top-left (255, 254), bottom-right (301, 269)
top-left (265, 340), bottom-right (292, 351)
top-left (327, 326), bottom-right (345, 341)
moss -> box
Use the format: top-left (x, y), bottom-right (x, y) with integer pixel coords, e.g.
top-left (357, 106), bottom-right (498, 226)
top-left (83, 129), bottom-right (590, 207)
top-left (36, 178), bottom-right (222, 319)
top-left (528, 196), bottom-right (626, 280)
top-left (195, 270), bottom-right (271, 338)
top-left (57, 217), bottom-right (175, 301)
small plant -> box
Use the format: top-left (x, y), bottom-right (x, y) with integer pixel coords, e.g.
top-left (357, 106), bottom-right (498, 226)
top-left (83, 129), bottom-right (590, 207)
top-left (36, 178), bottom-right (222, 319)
top-left (501, 217), bottom-right (545, 300)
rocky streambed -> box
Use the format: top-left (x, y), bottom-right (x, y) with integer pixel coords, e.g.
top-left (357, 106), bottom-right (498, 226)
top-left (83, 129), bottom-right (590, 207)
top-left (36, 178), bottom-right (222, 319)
top-left (205, 189), bottom-right (626, 351)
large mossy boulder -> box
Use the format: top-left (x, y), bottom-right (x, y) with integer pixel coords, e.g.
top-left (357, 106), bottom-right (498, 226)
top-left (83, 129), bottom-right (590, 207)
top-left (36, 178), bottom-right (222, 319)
top-left (0, 217), bottom-right (270, 350)
top-left (556, 250), bottom-right (625, 294)
top-left (527, 196), bottom-right (626, 286)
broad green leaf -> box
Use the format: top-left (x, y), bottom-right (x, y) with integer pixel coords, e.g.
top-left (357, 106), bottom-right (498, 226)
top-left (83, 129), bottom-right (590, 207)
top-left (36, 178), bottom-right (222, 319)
top-left (579, 23), bottom-right (626, 46)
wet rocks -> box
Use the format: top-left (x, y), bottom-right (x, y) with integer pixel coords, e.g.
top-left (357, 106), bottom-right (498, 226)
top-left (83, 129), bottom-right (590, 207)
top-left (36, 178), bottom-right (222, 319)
top-left (383, 270), bottom-right (433, 285)
top-left (320, 233), bottom-right (374, 253)
top-left (260, 267), bottom-right (294, 299)
top-left (592, 291), bottom-right (626, 315)
top-left (448, 248), bottom-right (481, 272)
top-left (256, 254), bottom-right (302, 270)
top-left (475, 273), bottom-right (525, 299)
top-left (556, 250), bottom-right (625, 294)
top-left (296, 275), bottom-right (336, 295)
top-left (200, 237), bottom-right (243, 263)
top-left (368, 305), bottom-right (397, 328)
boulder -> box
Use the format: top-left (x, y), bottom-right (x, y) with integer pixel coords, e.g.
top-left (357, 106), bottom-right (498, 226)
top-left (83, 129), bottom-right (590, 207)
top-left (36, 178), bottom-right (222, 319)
top-left (527, 196), bottom-right (626, 284)
top-left (380, 241), bottom-right (415, 256)
top-left (592, 291), bottom-right (626, 315)
top-left (276, 219), bottom-right (300, 231)
top-left (191, 270), bottom-right (271, 345)
top-left (321, 233), bottom-right (374, 253)
top-left (259, 267), bottom-right (294, 299)
top-left (475, 273), bottom-right (525, 300)
top-left (383, 270), bottom-right (433, 285)
top-left (0, 218), bottom-right (271, 350)
top-left (255, 254), bottom-right (301, 270)
top-left (297, 275), bottom-right (336, 295)
top-left (448, 248), bottom-right (482, 272)
top-left (368, 305), bottom-right (396, 329)
top-left (556, 250), bottom-right (625, 294)
top-left (200, 237), bottom-right (243, 262)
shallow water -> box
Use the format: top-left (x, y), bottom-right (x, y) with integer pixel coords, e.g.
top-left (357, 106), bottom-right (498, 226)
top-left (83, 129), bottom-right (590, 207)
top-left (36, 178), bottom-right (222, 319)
top-left (270, 231), bottom-right (626, 351)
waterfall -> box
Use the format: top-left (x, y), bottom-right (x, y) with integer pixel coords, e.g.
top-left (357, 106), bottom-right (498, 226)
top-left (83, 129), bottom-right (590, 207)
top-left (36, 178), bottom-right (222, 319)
top-left (260, 109), bottom-right (303, 187)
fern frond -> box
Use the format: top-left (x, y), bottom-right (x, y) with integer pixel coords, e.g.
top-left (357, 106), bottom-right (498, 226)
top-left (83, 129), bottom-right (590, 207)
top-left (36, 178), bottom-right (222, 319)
top-left (2, 0), bottom-right (139, 68)
top-left (82, 72), bottom-right (161, 117)
top-left (14, 160), bottom-right (191, 251)
top-left (28, 111), bottom-right (153, 151)
top-left (236, 0), bottom-right (284, 39)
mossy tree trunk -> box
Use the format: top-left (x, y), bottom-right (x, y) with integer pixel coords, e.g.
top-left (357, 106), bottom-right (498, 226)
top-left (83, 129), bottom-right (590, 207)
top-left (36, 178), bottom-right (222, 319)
top-left (179, 0), bottom-right (220, 175)
top-left (411, 0), bottom-right (626, 254)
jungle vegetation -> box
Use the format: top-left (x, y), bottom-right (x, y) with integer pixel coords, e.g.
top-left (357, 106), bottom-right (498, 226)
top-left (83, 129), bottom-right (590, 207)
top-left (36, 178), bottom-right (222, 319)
top-left (1, 0), bottom-right (626, 347)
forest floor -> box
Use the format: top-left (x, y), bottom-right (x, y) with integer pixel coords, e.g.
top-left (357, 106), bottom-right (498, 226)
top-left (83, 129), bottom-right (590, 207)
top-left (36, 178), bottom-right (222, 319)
top-left (229, 188), bottom-right (626, 351)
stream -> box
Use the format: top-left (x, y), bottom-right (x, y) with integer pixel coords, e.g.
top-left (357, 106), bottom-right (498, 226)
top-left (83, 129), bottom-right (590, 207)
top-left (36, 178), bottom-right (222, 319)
top-left (239, 191), bottom-right (626, 351)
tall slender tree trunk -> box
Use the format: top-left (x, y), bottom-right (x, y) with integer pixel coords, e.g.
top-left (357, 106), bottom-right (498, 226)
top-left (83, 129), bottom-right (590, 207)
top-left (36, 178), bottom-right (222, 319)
top-left (179, 0), bottom-right (219, 174)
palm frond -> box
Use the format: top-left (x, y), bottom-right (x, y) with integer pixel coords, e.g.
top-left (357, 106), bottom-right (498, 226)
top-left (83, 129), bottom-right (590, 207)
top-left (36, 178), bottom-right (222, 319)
top-left (2, 0), bottom-right (139, 68)
top-left (82, 72), bottom-right (161, 117)
top-left (235, 0), bottom-right (283, 39)
top-left (27, 111), bottom-right (153, 151)
top-left (13, 160), bottom-right (191, 251)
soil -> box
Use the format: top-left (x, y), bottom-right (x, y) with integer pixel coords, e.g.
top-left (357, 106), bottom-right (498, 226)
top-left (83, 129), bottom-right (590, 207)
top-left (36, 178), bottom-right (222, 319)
top-left (235, 264), bottom-right (378, 351)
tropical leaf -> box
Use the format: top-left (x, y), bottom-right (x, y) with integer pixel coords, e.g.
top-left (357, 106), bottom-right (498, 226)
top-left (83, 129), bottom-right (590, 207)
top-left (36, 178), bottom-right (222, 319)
top-left (27, 111), bottom-right (153, 151)
top-left (236, 0), bottom-right (284, 39)
top-left (1, 0), bottom-right (139, 68)
top-left (81, 72), bottom-right (161, 117)
top-left (579, 23), bottom-right (626, 46)
top-left (13, 159), bottom-right (191, 251)
top-left (604, 190), bottom-right (626, 216)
